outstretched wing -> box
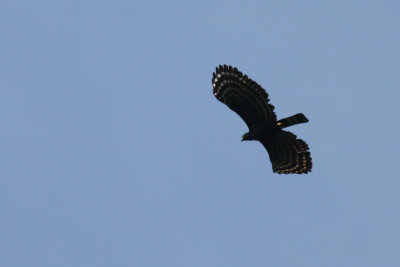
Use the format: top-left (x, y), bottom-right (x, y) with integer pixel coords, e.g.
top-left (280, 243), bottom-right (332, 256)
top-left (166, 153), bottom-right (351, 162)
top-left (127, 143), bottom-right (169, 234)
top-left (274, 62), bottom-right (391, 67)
top-left (212, 65), bottom-right (277, 130)
top-left (260, 130), bottom-right (312, 174)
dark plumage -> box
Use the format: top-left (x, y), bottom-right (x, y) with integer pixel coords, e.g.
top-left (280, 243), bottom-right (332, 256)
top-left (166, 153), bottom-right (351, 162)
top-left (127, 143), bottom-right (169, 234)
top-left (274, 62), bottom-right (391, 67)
top-left (212, 65), bottom-right (312, 174)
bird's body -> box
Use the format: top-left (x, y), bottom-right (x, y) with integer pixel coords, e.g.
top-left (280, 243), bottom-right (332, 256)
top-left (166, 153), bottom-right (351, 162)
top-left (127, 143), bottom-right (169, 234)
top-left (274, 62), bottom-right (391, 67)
top-left (212, 65), bottom-right (312, 174)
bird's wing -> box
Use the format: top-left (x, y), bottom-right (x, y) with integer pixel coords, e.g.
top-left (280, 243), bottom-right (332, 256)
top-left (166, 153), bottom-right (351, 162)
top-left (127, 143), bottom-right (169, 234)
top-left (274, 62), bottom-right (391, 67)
top-left (212, 65), bottom-right (277, 130)
top-left (260, 130), bottom-right (312, 174)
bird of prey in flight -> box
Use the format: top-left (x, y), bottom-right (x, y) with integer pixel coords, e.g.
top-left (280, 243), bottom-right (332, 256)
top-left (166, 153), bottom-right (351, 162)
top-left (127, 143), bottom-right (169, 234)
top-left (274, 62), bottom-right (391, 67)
top-left (212, 65), bottom-right (312, 174)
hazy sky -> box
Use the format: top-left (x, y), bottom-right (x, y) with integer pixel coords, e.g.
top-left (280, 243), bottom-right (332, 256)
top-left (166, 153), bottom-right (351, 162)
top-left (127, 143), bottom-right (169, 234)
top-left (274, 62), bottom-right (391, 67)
top-left (2, 1), bottom-right (400, 266)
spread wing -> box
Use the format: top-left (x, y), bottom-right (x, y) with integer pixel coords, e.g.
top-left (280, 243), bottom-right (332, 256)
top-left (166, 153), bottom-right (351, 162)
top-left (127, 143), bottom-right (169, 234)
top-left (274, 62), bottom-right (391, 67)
top-left (212, 65), bottom-right (277, 130)
top-left (260, 130), bottom-right (312, 174)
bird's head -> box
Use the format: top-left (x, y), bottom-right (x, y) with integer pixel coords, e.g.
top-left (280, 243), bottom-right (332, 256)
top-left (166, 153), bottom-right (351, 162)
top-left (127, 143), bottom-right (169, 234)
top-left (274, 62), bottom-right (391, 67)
top-left (241, 132), bottom-right (256, 141)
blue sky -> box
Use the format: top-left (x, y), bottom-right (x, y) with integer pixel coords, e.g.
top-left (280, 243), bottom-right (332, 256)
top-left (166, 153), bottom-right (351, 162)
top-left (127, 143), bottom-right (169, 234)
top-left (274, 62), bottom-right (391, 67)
top-left (2, 1), bottom-right (400, 266)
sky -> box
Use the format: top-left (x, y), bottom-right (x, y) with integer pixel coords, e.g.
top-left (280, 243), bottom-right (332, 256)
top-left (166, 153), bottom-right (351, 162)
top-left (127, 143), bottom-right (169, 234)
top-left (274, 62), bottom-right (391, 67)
top-left (1, 1), bottom-right (400, 266)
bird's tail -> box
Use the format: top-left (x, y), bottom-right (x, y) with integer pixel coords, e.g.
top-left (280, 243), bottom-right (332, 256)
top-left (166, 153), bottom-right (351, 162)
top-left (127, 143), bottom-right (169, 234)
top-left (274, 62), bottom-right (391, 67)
top-left (277, 113), bottom-right (309, 129)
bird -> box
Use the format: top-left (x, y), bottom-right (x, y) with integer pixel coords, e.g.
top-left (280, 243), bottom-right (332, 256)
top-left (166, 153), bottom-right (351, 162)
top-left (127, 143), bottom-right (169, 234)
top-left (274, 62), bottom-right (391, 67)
top-left (212, 65), bottom-right (312, 174)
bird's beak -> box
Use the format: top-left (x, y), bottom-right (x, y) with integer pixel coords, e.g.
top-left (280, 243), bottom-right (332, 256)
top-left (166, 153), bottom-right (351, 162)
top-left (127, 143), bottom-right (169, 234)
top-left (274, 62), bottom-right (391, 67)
top-left (241, 137), bottom-right (244, 142)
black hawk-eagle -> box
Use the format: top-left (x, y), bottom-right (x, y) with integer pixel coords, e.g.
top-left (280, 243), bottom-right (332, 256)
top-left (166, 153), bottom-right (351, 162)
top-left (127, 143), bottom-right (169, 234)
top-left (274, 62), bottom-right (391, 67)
top-left (212, 65), bottom-right (312, 174)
